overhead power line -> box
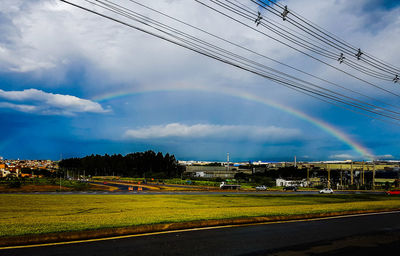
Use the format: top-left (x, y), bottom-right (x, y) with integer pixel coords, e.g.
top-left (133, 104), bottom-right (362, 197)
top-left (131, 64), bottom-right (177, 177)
top-left (228, 0), bottom-right (395, 81)
top-left (124, 0), bottom-right (400, 112)
top-left (59, 0), bottom-right (400, 126)
top-left (256, 0), bottom-right (400, 79)
top-left (262, 0), bottom-right (400, 73)
top-left (91, 0), bottom-right (400, 117)
top-left (196, 0), bottom-right (400, 97)
top-left (210, 0), bottom-right (396, 81)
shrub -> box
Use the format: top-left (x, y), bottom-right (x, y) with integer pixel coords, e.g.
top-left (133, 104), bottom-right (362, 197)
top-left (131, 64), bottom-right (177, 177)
top-left (215, 177), bottom-right (223, 182)
top-left (7, 178), bottom-right (22, 188)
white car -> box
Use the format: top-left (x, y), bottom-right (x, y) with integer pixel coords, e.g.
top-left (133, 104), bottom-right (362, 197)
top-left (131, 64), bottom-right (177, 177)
top-left (256, 185), bottom-right (267, 191)
top-left (319, 188), bottom-right (334, 194)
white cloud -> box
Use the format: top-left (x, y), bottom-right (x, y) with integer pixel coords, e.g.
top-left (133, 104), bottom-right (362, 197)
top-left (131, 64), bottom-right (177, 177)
top-left (0, 0), bottom-right (398, 97)
top-left (329, 154), bottom-right (354, 160)
top-left (0, 0), bottom-right (398, 159)
top-left (375, 154), bottom-right (394, 160)
top-left (0, 88), bottom-right (108, 115)
top-left (0, 0), bottom-right (397, 109)
top-left (330, 153), bottom-right (395, 160)
top-left (124, 123), bottom-right (301, 141)
top-left (0, 102), bottom-right (38, 113)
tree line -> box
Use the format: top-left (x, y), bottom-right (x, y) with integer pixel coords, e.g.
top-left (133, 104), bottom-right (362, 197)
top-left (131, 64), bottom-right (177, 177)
top-left (59, 151), bottom-right (181, 178)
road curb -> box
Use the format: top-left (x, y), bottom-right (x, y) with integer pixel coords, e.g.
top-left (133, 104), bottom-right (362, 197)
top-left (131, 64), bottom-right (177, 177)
top-left (1, 208), bottom-right (399, 247)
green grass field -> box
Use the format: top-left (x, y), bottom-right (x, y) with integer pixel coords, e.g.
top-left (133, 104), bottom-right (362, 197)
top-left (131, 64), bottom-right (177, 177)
top-left (1, 194), bottom-right (399, 238)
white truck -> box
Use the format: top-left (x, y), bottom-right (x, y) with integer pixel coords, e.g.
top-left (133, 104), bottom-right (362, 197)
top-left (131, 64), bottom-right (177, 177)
top-left (220, 181), bottom-right (241, 190)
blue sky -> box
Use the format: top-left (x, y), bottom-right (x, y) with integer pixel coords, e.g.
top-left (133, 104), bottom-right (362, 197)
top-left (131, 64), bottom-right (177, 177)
top-left (0, 0), bottom-right (399, 161)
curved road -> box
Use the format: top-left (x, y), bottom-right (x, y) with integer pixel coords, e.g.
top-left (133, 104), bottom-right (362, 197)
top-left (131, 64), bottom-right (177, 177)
top-left (3, 190), bottom-right (386, 195)
top-left (2, 211), bottom-right (399, 255)
top-left (90, 181), bottom-right (150, 191)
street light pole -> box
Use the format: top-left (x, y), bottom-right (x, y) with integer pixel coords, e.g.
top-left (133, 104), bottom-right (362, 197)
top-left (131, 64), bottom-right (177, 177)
top-left (351, 161), bottom-right (354, 185)
top-left (362, 161), bottom-right (365, 186)
top-left (327, 165), bottom-right (331, 189)
top-left (373, 163), bottom-right (376, 190)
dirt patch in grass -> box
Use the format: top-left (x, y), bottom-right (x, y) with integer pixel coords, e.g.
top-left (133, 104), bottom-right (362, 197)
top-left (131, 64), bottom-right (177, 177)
top-left (0, 185), bottom-right (72, 193)
top-left (87, 183), bottom-right (118, 191)
top-left (0, 184), bottom-right (115, 193)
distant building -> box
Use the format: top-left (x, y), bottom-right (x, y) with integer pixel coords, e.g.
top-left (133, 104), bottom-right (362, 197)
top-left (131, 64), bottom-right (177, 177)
top-left (251, 161), bottom-right (270, 165)
top-left (276, 178), bottom-right (309, 187)
top-left (0, 163), bottom-right (9, 177)
top-left (183, 164), bottom-right (253, 178)
top-left (194, 171), bottom-right (206, 178)
top-left (184, 165), bottom-right (236, 178)
top-left (1, 169), bottom-right (10, 177)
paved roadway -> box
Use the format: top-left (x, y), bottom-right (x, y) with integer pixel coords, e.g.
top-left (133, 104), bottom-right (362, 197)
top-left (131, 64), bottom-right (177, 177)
top-left (90, 181), bottom-right (386, 195)
top-left (2, 211), bottom-right (399, 256)
top-left (89, 181), bottom-right (150, 191)
top-left (1, 190), bottom-right (386, 195)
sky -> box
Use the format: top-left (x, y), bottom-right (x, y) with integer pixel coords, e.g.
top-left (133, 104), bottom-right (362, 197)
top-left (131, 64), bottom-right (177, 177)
top-left (0, 0), bottom-right (399, 162)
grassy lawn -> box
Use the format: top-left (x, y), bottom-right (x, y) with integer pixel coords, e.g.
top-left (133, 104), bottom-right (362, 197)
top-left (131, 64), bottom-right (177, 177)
top-left (0, 178), bottom-right (114, 192)
top-left (0, 194), bottom-right (399, 237)
top-left (0, 183), bottom-right (113, 193)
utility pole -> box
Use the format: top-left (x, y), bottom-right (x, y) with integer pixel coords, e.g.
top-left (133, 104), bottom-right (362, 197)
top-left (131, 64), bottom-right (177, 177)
top-left (327, 164), bottom-right (331, 189)
top-left (340, 165), bottom-right (343, 188)
top-left (351, 161), bottom-right (354, 185)
top-left (227, 153), bottom-right (230, 173)
top-left (362, 161), bottom-right (365, 185)
top-left (307, 167), bottom-right (310, 187)
top-left (372, 162), bottom-right (376, 190)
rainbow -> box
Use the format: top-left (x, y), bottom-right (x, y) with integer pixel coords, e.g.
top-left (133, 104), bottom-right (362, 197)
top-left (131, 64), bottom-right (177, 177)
top-left (93, 85), bottom-right (374, 160)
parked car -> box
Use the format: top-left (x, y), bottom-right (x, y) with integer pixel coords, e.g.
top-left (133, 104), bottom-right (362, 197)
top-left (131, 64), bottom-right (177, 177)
top-left (319, 188), bottom-right (334, 194)
top-left (255, 185), bottom-right (267, 191)
top-left (386, 189), bottom-right (400, 195)
top-left (283, 186), bottom-right (297, 191)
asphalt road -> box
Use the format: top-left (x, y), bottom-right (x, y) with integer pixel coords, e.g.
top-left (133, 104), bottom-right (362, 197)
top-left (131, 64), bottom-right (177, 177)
top-left (90, 181), bottom-right (386, 195)
top-left (1, 190), bottom-right (386, 195)
top-left (2, 211), bottom-right (399, 256)
top-left (89, 181), bottom-right (150, 191)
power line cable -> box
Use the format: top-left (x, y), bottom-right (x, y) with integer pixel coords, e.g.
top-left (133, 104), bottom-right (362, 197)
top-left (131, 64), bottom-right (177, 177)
top-left (257, 0), bottom-right (400, 75)
top-left (121, 0), bottom-right (400, 111)
top-left (196, 0), bottom-right (400, 97)
top-left (267, 0), bottom-right (400, 74)
top-left (59, 0), bottom-right (400, 126)
top-left (95, 0), bottom-right (400, 119)
top-left (242, 0), bottom-right (396, 79)
top-left (96, 0), bottom-right (400, 118)
top-left (231, 0), bottom-right (395, 81)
